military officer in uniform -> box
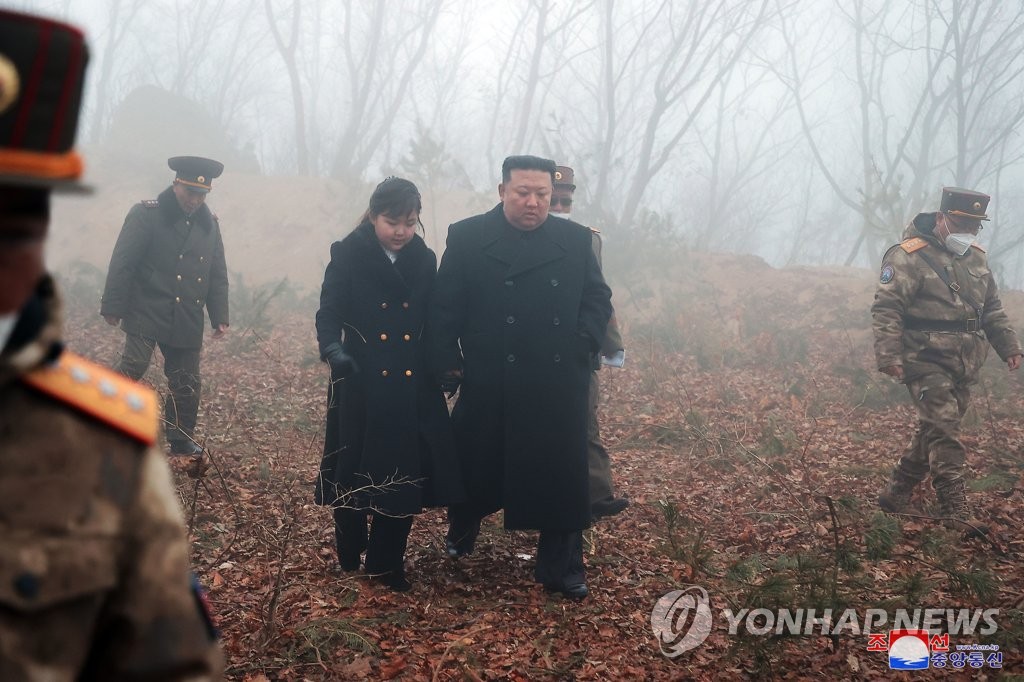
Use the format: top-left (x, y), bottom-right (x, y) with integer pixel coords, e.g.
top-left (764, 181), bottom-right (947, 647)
top-left (0, 8), bottom-right (222, 678)
top-left (101, 155), bottom-right (230, 455)
top-left (550, 165), bottom-right (629, 521)
top-left (872, 187), bottom-right (1022, 537)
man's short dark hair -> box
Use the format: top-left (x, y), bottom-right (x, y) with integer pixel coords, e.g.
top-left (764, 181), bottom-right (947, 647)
top-left (502, 155), bottom-right (556, 183)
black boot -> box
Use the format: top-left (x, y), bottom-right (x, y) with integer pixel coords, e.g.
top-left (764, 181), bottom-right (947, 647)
top-left (936, 479), bottom-right (989, 538)
top-left (878, 467), bottom-right (919, 513)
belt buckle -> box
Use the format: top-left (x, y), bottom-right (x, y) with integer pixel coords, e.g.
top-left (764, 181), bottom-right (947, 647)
top-left (965, 318), bottom-right (980, 332)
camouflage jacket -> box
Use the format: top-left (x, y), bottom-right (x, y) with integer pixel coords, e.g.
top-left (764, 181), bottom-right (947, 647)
top-left (871, 213), bottom-right (1021, 381)
top-left (0, 277), bottom-right (222, 680)
top-left (587, 227), bottom-right (625, 358)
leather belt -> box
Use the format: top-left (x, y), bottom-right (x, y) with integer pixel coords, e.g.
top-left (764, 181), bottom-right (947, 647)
top-left (903, 316), bottom-right (982, 333)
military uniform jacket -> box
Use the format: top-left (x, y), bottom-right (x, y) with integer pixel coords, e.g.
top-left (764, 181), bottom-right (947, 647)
top-left (101, 186), bottom-right (229, 349)
top-left (0, 277), bottom-right (222, 680)
top-left (585, 225), bottom-right (624, 358)
top-left (871, 213), bottom-right (1021, 381)
top-left (314, 224), bottom-right (463, 515)
top-left (429, 205), bottom-right (613, 531)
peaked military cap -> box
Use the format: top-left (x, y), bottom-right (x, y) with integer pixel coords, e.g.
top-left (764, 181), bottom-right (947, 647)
top-left (554, 165), bottom-right (576, 189)
top-left (0, 9), bottom-right (89, 192)
top-left (940, 187), bottom-right (990, 221)
top-left (169, 156), bottom-right (224, 193)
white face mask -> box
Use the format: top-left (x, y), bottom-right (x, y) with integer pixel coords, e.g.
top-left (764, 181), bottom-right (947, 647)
top-left (944, 232), bottom-right (975, 256)
top-left (0, 313), bottom-right (16, 353)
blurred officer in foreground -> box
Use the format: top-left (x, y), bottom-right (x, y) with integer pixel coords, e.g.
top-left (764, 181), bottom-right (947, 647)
top-left (0, 9), bottom-right (222, 678)
top-left (101, 155), bottom-right (229, 456)
top-left (551, 165), bottom-right (629, 521)
top-left (872, 187), bottom-right (1022, 537)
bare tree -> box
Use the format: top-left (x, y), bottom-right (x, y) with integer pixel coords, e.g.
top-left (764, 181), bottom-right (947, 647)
top-left (328, 0), bottom-right (444, 179)
top-left (578, 0), bottom-right (777, 230)
top-left (86, 0), bottom-right (145, 142)
top-left (265, 0), bottom-right (309, 174)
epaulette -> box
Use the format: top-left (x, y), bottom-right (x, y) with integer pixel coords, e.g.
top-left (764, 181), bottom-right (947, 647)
top-left (140, 199), bottom-right (159, 208)
top-left (21, 352), bottom-right (159, 445)
top-left (971, 242), bottom-right (986, 253)
top-left (589, 226), bottom-right (601, 234)
top-left (900, 237), bottom-right (928, 253)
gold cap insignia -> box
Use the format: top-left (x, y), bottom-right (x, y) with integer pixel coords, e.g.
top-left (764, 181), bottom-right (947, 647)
top-left (0, 54), bottom-right (20, 115)
top-left (197, 175), bottom-right (206, 183)
top-left (554, 171), bottom-right (563, 181)
top-left (973, 201), bottom-right (982, 210)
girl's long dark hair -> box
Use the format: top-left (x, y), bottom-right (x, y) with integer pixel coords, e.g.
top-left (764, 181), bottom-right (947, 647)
top-left (357, 177), bottom-right (423, 232)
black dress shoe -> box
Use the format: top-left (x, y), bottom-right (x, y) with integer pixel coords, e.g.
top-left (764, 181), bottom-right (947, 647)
top-left (591, 497), bottom-right (629, 520)
top-left (338, 556), bottom-right (361, 572)
top-left (169, 441), bottom-right (203, 456)
top-left (370, 571), bottom-right (412, 592)
top-left (544, 582), bottom-right (588, 600)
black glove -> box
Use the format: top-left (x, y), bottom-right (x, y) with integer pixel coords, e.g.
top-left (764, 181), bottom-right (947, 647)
top-left (323, 342), bottom-right (358, 378)
top-left (438, 370), bottom-right (462, 397)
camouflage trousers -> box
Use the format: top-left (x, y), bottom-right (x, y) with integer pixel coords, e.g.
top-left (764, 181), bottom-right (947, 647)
top-left (895, 372), bottom-right (971, 489)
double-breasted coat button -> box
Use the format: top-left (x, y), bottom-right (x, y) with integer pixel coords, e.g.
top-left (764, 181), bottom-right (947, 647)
top-left (178, 254), bottom-right (184, 260)
top-left (196, 299), bottom-right (201, 305)
top-left (200, 256), bottom-right (205, 262)
top-left (381, 370), bottom-right (389, 377)
top-left (403, 334), bottom-right (411, 341)
top-left (380, 333), bottom-right (388, 341)
top-left (175, 296), bottom-right (181, 303)
top-left (550, 278), bottom-right (559, 286)
top-left (176, 274), bottom-right (182, 281)
top-left (197, 277), bottom-right (202, 283)
top-left (504, 280), bottom-right (514, 287)
top-left (554, 354), bottom-right (561, 363)
top-left (553, 317), bottom-right (560, 326)
top-left (402, 302), bottom-right (410, 309)
top-left (380, 302), bottom-right (388, 310)
top-left (507, 354), bottom-right (516, 363)
top-left (506, 315), bottom-right (515, 324)
top-left (405, 370), bottom-right (413, 377)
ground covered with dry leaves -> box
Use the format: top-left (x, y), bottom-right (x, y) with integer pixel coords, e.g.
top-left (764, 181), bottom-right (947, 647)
top-left (60, 252), bottom-right (1024, 680)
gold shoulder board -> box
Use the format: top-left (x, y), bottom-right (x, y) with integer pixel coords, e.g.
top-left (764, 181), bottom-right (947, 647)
top-left (970, 243), bottom-right (986, 253)
top-left (900, 237), bottom-right (928, 253)
top-left (21, 352), bottom-right (158, 445)
top-left (588, 226), bottom-right (601, 234)
top-left (141, 199), bottom-right (159, 208)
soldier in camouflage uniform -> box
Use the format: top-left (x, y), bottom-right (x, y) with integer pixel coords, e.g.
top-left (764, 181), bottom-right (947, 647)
top-left (871, 187), bottom-right (1022, 537)
top-left (0, 10), bottom-right (222, 678)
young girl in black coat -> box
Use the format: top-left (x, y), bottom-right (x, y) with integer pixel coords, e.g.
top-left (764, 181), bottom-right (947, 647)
top-left (314, 178), bottom-right (462, 591)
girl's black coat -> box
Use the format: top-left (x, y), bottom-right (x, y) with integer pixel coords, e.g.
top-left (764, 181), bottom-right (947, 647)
top-left (314, 224), bottom-right (463, 514)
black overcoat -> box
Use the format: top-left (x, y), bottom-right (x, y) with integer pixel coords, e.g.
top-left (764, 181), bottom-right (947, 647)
top-left (101, 186), bottom-right (229, 348)
top-left (314, 224), bottom-right (463, 515)
top-left (428, 205), bottom-right (612, 531)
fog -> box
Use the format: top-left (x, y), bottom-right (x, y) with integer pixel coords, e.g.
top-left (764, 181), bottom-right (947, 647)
top-left (15, 0), bottom-right (1024, 286)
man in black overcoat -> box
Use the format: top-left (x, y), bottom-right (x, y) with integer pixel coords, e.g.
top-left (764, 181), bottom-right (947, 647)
top-left (429, 155), bottom-right (612, 599)
top-left (101, 156), bottom-right (229, 455)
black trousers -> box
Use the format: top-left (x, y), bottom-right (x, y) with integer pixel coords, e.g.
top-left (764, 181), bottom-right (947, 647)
top-left (117, 333), bottom-right (201, 448)
top-left (447, 505), bottom-right (586, 588)
top-left (334, 507), bottom-right (413, 576)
